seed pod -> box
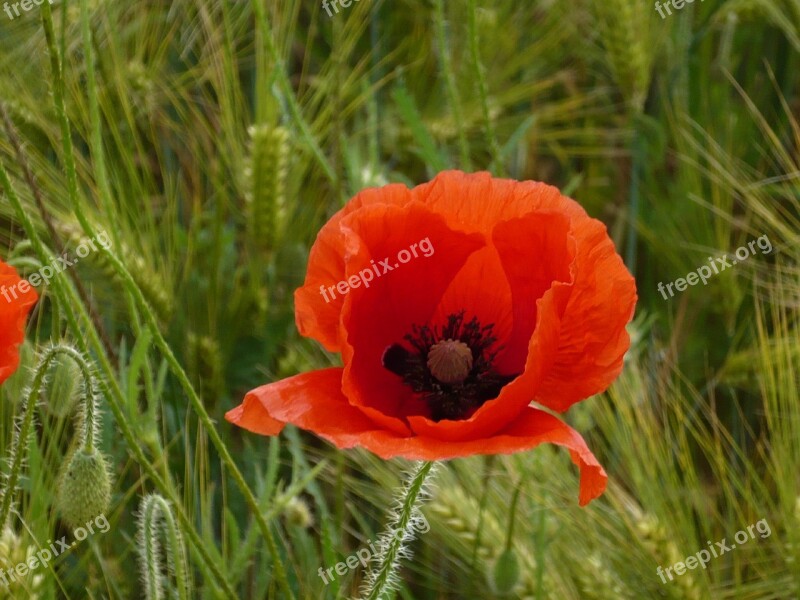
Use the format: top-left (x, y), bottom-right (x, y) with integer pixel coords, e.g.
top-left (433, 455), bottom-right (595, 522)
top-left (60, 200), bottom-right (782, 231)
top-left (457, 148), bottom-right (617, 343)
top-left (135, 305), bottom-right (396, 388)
top-left (56, 448), bottom-right (111, 529)
top-left (489, 548), bottom-right (520, 596)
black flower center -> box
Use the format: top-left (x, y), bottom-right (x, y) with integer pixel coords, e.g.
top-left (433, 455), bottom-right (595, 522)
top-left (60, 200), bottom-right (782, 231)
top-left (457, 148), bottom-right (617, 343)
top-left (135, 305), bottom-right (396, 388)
top-left (381, 311), bottom-right (518, 421)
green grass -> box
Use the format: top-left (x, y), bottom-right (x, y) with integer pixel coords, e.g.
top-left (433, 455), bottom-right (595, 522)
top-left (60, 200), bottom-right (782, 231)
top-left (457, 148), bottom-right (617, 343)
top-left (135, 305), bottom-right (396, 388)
top-left (0, 0), bottom-right (798, 598)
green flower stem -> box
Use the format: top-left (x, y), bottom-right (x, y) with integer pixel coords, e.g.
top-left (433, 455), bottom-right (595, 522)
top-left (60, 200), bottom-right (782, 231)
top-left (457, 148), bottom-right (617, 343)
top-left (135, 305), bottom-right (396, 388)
top-left (0, 161), bottom-right (237, 600)
top-left (77, 0), bottom-right (164, 472)
top-left (139, 495), bottom-right (190, 600)
top-left (38, 4), bottom-right (293, 595)
top-left (363, 461), bottom-right (437, 600)
top-left (0, 345), bottom-right (95, 528)
top-left (6, 256), bottom-right (43, 273)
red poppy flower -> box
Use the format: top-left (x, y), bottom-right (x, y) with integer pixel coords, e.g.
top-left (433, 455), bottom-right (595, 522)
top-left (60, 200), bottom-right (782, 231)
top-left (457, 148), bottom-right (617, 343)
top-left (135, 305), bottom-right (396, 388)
top-left (0, 260), bottom-right (38, 385)
top-left (227, 171), bottom-right (636, 505)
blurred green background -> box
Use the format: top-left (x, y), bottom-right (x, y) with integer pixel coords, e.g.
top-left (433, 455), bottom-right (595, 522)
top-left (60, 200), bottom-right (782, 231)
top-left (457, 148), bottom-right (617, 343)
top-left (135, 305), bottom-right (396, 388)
top-left (0, 0), bottom-right (798, 598)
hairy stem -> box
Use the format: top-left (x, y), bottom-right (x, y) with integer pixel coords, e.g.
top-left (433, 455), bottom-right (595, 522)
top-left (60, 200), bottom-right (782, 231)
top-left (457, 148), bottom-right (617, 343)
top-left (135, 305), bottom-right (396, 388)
top-left (139, 495), bottom-right (190, 600)
top-left (362, 461), bottom-right (437, 600)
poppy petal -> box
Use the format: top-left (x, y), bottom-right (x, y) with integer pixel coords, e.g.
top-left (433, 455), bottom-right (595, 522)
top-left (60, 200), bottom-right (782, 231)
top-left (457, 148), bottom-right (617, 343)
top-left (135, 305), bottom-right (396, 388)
top-left (295, 184), bottom-right (413, 352)
top-left (294, 171), bottom-right (588, 352)
top-left (429, 245), bottom-right (514, 362)
top-left (406, 281), bottom-right (569, 441)
top-left (0, 261), bottom-right (38, 385)
top-left (534, 218), bottom-right (637, 412)
top-left (226, 367), bottom-right (397, 447)
top-left (228, 373), bottom-right (605, 505)
top-left (337, 201), bottom-right (484, 425)
top-left (491, 211), bottom-right (575, 373)
top-left (225, 395), bottom-right (285, 436)
top-left (416, 171), bottom-right (586, 235)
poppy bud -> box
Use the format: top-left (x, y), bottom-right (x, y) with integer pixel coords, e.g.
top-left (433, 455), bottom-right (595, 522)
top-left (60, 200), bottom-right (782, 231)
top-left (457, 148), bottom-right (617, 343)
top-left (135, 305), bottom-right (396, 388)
top-left (44, 355), bottom-right (82, 418)
top-left (56, 448), bottom-right (111, 529)
top-left (137, 494), bottom-right (189, 600)
top-left (489, 548), bottom-right (520, 596)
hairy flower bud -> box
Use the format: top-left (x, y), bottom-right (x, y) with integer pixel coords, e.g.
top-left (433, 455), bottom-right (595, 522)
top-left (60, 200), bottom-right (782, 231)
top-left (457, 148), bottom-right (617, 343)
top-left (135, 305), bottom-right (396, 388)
top-left (56, 448), bottom-right (112, 528)
top-left (44, 355), bottom-right (82, 418)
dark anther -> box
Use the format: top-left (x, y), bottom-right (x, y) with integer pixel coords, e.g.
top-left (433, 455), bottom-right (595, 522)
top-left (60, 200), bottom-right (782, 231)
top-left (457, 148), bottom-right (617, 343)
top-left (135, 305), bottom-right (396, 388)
top-left (381, 311), bottom-right (518, 421)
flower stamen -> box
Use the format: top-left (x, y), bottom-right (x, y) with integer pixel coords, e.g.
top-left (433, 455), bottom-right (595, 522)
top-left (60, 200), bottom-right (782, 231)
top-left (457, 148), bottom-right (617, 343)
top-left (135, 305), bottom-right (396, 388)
top-left (427, 339), bottom-right (473, 384)
top-left (382, 311), bottom-right (517, 421)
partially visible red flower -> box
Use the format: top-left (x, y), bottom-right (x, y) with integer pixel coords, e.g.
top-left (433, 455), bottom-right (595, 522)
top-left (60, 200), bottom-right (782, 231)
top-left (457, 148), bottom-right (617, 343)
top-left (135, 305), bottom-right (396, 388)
top-left (0, 259), bottom-right (38, 385)
top-left (227, 171), bottom-right (637, 505)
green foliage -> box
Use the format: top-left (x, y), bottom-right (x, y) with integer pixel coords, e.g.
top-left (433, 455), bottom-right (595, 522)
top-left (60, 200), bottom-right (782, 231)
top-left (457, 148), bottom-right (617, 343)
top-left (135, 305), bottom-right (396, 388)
top-left (0, 0), bottom-right (797, 598)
